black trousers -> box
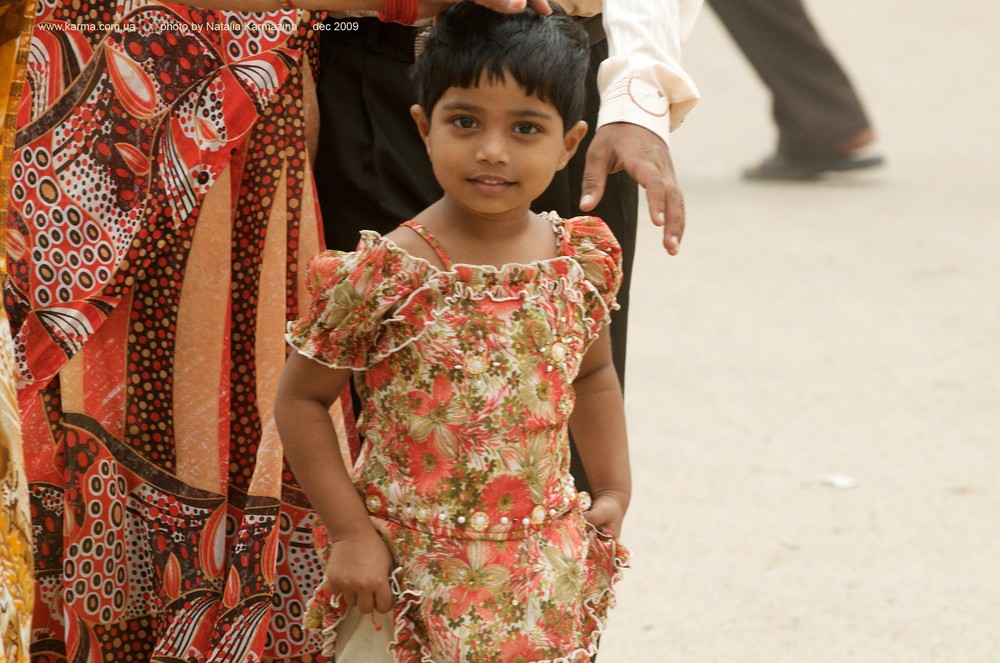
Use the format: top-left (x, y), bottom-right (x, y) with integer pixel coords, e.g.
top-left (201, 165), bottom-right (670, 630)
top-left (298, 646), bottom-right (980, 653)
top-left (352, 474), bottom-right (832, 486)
top-left (313, 18), bottom-right (639, 492)
top-left (707, 0), bottom-right (872, 159)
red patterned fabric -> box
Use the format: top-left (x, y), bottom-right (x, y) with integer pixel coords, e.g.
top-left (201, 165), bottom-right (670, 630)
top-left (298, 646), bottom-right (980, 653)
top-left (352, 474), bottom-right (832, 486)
top-left (4, 2), bottom-right (336, 660)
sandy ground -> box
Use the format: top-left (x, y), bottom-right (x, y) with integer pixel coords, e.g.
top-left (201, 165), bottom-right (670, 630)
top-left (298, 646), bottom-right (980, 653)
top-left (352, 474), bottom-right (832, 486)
top-left (598, 1), bottom-right (1000, 661)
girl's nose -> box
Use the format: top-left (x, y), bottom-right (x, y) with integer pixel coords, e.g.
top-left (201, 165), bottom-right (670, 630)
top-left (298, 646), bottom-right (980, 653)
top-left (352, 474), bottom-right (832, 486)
top-left (475, 130), bottom-right (510, 164)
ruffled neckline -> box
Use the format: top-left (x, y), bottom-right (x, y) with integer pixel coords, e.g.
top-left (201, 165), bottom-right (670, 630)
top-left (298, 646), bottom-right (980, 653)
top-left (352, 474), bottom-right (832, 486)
top-left (358, 212), bottom-right (578, 279)
top-left (287, 213), bottom-right (620, 370)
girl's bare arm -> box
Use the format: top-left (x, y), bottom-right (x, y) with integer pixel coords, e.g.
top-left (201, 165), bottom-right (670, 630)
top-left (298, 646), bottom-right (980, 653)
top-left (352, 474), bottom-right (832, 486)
top-left (275, 352), bottom-right (395, 613)
top-left (569, 328), bottom-right (631, 537)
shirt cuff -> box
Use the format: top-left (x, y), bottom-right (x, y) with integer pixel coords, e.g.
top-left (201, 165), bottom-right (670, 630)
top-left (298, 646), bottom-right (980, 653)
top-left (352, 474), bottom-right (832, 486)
top-left (596, 55), bottom-right (700, 147)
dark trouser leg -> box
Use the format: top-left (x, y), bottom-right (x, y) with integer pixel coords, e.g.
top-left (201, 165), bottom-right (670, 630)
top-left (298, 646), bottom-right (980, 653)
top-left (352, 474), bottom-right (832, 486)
top-left (314, 20), bottom-right (441, 249)
top-left (707, 0), bottom-right (871, 159)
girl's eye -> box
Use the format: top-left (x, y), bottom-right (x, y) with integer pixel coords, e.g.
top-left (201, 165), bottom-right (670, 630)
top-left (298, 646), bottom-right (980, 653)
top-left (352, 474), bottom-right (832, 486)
top-left (451, 116), bottom-right (477, 129)
top-left (513, 123), bottom-right (540, 135)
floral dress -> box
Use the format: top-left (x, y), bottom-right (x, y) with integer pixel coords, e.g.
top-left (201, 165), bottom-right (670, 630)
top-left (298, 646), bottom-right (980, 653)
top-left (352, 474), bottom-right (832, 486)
top-left (286, 214), bottom-right (630, 662)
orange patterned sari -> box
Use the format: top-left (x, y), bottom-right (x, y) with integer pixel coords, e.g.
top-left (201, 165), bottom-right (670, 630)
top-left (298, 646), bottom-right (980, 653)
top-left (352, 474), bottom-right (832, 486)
top-left (4, 2), bottom-right (345, 660)
top-left (2, 1), bottom-right (37, 661)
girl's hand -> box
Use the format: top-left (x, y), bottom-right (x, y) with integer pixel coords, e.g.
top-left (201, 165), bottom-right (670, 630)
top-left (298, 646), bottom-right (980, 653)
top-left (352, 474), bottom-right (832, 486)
top-left (324, 528), bottom-right (396, 614)
top-left (583, 493), bottom-right (627, 538)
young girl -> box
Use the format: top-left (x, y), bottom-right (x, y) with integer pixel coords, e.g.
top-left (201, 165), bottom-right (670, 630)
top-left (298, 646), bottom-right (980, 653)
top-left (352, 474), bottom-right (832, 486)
top-left (276, 4), bottom-right (630, 661)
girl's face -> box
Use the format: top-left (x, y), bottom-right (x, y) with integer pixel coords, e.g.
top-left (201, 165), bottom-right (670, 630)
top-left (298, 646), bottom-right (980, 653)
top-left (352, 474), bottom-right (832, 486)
top-left (411, 75), bottom-right (587, 223)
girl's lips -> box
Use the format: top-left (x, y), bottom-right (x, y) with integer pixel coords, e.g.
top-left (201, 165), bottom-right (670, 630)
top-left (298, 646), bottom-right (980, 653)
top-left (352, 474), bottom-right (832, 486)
top-left (469, 175), bottom-right (515, 192)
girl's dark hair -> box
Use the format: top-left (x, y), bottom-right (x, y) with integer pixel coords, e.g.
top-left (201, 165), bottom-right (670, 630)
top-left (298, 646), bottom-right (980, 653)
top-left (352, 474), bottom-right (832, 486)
top-left (411, 2), bottom-right (590, 129)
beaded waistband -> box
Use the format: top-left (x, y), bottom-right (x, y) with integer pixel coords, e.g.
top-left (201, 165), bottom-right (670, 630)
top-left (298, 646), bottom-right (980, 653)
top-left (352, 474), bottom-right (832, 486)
top-left (361, 477), bottom-right (592, 541)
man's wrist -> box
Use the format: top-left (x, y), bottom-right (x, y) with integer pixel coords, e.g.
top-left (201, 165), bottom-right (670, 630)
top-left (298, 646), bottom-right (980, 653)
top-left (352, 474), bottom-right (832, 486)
top-left (596, 100), bottom-right (672, 148)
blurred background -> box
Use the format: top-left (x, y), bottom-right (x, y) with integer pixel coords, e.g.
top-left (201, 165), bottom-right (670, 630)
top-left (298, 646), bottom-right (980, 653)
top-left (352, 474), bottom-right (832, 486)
top-left (604, 1), bottom-right (1000, 660)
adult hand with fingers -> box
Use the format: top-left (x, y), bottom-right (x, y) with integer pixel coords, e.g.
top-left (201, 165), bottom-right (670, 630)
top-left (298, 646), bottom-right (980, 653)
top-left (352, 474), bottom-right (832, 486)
top-left (415, 1), bottom-right (455, 18)
top-left (470, 0), bottom-right (553, 15)
top-left (581, 122), bottom-right (685, 256)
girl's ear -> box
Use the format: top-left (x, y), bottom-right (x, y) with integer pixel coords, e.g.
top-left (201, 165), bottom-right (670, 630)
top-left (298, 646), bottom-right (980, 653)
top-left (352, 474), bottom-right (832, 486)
top-left (559, 120), bottom-right (588, 169)
top-left (411, 104), bottom-right (432, 151)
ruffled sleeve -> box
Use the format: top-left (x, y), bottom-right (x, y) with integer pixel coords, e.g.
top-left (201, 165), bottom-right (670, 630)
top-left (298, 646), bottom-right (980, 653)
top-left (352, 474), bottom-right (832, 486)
top-left (285, 233), bottom-right (434, 369)
top-left (563, 215), bottom-right (623, 314)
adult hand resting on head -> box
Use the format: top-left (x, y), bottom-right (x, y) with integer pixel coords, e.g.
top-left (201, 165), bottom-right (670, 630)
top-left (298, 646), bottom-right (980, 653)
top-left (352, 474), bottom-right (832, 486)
top-left (471, 0), bottom-right (553, 15)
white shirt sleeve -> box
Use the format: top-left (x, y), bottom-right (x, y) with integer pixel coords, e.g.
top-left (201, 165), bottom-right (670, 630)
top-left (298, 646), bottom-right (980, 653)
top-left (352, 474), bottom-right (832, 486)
top-left (597, 0), bottom-right (702, 146)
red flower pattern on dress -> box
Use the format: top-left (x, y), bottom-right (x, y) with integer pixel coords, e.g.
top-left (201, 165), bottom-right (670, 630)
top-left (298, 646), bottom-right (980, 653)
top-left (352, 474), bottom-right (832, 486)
top-left (365, 362), bottom-right (396, 390)
top-left (479, 475), bottom-right (534, 518)
top-left (441, 541), bottom-right (511, 620)
top-left (499, 633), bottom-right (545, 662)
top-left (406, 373), bottom-right (467, 451)
top-left (405, 436), bottom-right (456, 494)
top-left (520, 359), bottom-right (569, 422)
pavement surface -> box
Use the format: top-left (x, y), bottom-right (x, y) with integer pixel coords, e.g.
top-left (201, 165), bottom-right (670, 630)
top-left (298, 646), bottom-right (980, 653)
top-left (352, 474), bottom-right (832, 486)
top-left (598, 2), bottom-right (1000, 661)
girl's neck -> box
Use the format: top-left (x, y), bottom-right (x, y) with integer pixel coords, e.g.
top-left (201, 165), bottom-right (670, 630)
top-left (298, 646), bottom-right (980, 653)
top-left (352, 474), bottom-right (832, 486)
top-left (413, 197), bottom-right (559, 268)
top-left (432, 196), bottom-right (533, 240)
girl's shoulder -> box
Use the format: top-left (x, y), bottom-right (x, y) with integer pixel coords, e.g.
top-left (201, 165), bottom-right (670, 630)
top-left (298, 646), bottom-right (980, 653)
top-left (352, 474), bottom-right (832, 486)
top-left (557, 214), bottom-right (622, 264)
top-left (382, 225), bottom-right (443, 268)
top-left (289, 232), bottom-right (440, 369)
top-left (553, 215), bottom-right (623, 300)
top-left (306, 230), bottom-right (437, 292)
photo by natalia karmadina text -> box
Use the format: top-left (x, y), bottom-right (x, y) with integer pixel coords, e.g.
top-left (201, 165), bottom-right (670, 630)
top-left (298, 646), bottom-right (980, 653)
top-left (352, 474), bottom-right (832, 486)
top-left (35, 17), bottom-right (300, 35)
